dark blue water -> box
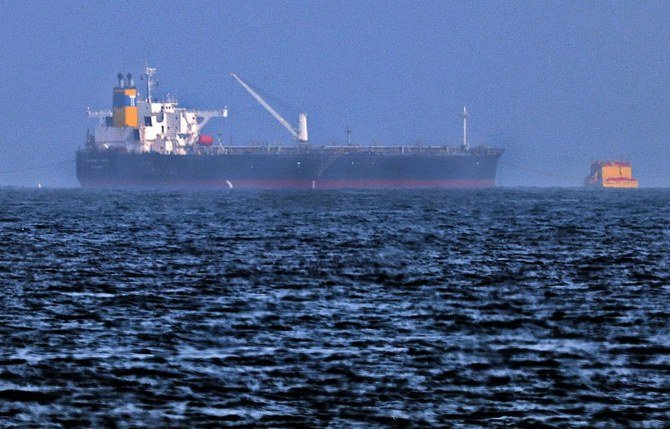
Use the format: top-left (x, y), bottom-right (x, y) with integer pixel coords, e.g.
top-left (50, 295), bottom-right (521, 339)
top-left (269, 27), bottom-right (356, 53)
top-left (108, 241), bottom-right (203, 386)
top-left (1, 188), bottom-right (669, 427)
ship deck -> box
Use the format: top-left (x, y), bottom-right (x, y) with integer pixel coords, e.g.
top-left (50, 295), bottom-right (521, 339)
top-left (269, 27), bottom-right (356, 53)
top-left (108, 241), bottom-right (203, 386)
top-left (196, 145), bottom-right (503, 156)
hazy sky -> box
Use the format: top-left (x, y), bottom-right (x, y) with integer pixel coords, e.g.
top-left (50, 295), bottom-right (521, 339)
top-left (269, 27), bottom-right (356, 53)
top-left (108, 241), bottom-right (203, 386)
top-left (0, 1), bottom-right (668, 187)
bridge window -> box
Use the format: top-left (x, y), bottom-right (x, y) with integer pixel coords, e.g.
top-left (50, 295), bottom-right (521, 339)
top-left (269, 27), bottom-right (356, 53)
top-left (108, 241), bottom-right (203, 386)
top-left (144, 116), bottom-right (152, 126)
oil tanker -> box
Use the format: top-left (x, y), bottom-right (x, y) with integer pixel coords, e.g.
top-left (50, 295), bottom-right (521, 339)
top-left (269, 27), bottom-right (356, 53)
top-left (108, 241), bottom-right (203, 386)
top-left (77, 67), bottom-right (502, 189)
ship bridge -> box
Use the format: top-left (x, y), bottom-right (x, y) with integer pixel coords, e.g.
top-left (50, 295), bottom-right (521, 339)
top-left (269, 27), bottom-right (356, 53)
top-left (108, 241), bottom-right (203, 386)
top-left (87, 67), bottom-right (227, 155)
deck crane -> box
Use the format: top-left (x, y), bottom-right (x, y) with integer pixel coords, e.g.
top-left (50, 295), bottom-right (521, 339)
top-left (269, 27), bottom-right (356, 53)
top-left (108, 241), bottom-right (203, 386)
top-left (230, 72), bottom-right (308, 143)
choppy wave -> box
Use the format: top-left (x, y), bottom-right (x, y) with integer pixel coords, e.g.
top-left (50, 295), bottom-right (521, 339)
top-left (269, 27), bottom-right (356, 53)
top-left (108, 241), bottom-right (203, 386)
top-left (0, 188), bottom-right (669, 427)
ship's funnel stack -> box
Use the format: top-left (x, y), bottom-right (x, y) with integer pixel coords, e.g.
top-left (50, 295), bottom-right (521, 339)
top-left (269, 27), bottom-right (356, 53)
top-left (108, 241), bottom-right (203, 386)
top-left (298, 113), bottom-right (308, 143)
top-left (112, 72), bottom-right (138, 128)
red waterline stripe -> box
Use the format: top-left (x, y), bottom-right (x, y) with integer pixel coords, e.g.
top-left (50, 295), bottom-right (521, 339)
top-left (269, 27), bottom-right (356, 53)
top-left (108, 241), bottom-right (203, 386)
top-left (81, 179), bottom-right (496, 189)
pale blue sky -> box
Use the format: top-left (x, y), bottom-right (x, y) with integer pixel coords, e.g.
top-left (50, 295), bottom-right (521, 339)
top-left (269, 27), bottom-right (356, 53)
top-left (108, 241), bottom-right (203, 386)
top-left (0, 1), bottom-right (668, 186)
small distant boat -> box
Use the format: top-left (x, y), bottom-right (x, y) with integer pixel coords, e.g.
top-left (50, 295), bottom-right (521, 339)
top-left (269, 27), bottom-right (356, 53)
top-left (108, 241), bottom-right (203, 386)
top-left (585, 160), bottom-right (638, 188)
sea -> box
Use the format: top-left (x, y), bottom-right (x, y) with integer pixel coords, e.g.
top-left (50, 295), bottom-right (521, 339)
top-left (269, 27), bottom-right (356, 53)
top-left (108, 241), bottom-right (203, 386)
top-left (0, 188), bottom-right (668, 428)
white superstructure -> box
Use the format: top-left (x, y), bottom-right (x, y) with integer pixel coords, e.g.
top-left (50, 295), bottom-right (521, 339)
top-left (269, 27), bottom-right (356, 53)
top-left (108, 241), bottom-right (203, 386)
top-left (86, 67), bottom-right (228, 155)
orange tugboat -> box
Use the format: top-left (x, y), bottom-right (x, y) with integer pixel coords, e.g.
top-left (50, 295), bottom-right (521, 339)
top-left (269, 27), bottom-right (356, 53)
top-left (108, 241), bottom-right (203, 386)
top-left (585, 161), bottom-right (638, 188)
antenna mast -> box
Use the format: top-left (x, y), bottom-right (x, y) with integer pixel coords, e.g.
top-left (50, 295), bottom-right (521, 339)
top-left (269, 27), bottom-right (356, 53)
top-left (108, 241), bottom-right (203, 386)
top-left (145, 66), bottom-right (157, 102)
top-left (462, 106), bottom-right (469, 150)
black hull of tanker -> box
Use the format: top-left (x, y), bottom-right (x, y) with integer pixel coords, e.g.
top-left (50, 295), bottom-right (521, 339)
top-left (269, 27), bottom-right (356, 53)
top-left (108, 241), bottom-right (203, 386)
top-left (76, 148), bottom-right (502, 189)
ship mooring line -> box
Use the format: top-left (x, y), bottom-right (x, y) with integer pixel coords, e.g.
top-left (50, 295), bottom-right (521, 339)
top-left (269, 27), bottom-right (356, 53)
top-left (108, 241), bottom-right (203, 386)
top-left (0, 159), bottom-right (76, 175)
top-left (499, 160), bottom-right (583, 181)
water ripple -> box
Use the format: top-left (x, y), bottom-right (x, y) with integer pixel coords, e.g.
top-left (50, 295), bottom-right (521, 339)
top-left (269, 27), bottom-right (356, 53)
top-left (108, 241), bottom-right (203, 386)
top-left (0, 188), bottom-right (669, 427)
